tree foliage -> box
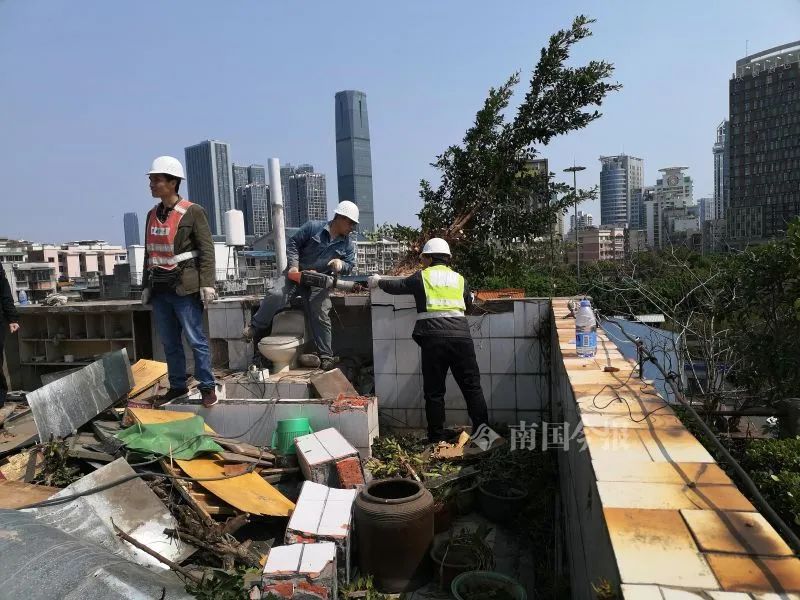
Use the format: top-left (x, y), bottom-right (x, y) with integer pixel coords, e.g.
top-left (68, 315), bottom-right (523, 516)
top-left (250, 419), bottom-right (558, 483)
top-left (412, 15), bottom-right (620, 282)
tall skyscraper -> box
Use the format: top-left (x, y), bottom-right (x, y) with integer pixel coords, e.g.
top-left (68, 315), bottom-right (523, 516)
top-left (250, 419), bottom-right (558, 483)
top-left (290, 172), bottom-right (328, 225)
top-left (728, 41), bottom-right (800, 244)
top-left (280, 164), bottom-right (297, 227)
top-left (645, 167), bottom-right (693, 248)
top-left (698, 197), bottom-right (714, 224)
top-left (248, 164), bottom-right (266, 185)
top-left (713, 120), bottom-right (729, 221)
top-left (569, 211), bottom-right (593, 233)
top-left (599, 155), bottom-right (644, 227)
top-left (240, 184), bottom-right (271, 237)
top-left (184, 140), bottom-right (235, 235)
top-left (631, 186), bottom-right (654, 230)
top-left (123, 212), bottom-right (140, 247)
top-left (335, 90), bottom-right (375, 232)
top-left (232, 164), bottom-right (249, 193)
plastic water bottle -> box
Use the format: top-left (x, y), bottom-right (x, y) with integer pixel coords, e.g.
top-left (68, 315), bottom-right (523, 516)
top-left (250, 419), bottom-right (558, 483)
top-left (575, 299), bottom-right (597, 358)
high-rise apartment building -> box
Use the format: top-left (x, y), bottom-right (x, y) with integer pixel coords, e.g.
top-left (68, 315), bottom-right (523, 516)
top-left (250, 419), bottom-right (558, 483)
top-left (240, 184), bottom-right (271, 238)
top-left (280, 164), bottom-right (297, 227)
top-left (123, 212), bottom-right (140, 247)
top-left (728, 41), bottom-right (800, 243)
top-left (184, 140), bottom-right (235, 235)
top-left (569, 211), bottom-right (593, 233)
top-left (248, 164), bottom-right (266, 185)
top-left (599, 155), bottom-right (644, 227)
top-left (335, 90), bottom-right (375, 232)
top-left (698, 197), bottom-right (714, 224)
top-left (232, 164), bottom-right (249, 195)
top-left (645, 167), bottom-right (693, 248)
top-left (290, 172), bottom-right (328, 225)
top-left (631, 186), bottom-right (654, 230)
top-left (713, 120), bottom-right (730, 221)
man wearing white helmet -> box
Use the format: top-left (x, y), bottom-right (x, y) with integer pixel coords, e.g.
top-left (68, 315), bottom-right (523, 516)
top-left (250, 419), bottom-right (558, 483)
top-left (246, 200), bottom-right (358, 371)
top-left (368, 238), bottom-right (489, 443)
top-left (141, 156), bottom-right (219, 408)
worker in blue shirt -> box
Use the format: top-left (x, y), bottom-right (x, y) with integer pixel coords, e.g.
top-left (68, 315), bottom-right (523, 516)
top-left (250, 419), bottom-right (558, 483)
top-left (245, 201), bottom-right (358, 371)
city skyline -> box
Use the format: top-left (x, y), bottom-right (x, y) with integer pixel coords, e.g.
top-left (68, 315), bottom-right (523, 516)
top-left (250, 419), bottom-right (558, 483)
top-left (335, 90), bottom-right (375, 232)
top-left (1, 2), bottom-right (798, 244)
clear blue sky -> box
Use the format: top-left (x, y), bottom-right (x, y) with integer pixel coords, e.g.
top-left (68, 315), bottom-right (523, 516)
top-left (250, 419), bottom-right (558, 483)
top-left (2, 0), bottom-right (798, 245)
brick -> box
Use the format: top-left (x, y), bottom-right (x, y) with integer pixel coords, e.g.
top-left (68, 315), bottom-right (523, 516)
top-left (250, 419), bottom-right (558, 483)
top-left (310, 369), bottom-right (358, 399)
top-left (262, 542), bottom-right (337, 600)
top-left (335, 457), bottom-right (365, 489)
top-left (296, 428), bottom-right (362, 486)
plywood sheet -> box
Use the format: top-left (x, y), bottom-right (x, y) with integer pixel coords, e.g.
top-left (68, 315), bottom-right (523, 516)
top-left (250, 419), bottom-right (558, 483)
top-left (129, 360), bottom-right (169, 398)
top-left (0, 480), bottom-right (60, 508)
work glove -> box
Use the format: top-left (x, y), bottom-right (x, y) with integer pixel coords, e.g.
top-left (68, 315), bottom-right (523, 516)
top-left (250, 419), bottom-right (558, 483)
top-left (242, 325), bottom-right (254, 341)
top-left (8, 323), bottom-right (19, 334)
top-left (200, 287), bottom-right (217, 306)
top-left (327, 259), bottom-right (344, 273)
top-left (367, 274), bottom-right (382, 289)
top-left (141, 287), bottom-right (151, 306)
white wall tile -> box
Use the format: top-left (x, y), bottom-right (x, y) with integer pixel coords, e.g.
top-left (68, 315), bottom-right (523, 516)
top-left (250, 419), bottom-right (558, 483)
top-left (514, 300), bottom-right (547, 338)
top-left (490, 338), bottom-right (515, 374)
top-left (395, 339), bottom-right (421, 374)
top-left (227, 340), bottom-right (251, 371)
top-left (404, 409), bottom-right (427, 428)
top-left (516, 374), bottom-right (546, 410)
top-left (481, 374), bottom-right (492, 408)
top-left (207, 306), bottom-right (229, 339)
top-left (489, 311), bottom-right (515, 338)
top-left (516, 410), bottom-right (543, 426)
top-left (446, 409), bottom-right (469, 427)
top-left (373, 339), bottom-right (396, 374)
top-left (397, 373), bottom-right (424, 409)
top-left (473, 339), bottom-right (491, 373)
top-left (375, 373), bottom-right (398, 408)
top-left (444, 372), bottom-right (462, 409)
top-left (515, 338), bottom-right (542, 373)
top-left (394, 308), bottom-right (417, 340)
top-left (467, 315), bottom-right (490, 339)
top-left (226, 306), bottom-right (248, 339)
top-left (371, 306), bottom-right (395, 339)
top-left (490, 409), bottom-right (517, 426)
top-left (491, 374), bottom-right (516, 409)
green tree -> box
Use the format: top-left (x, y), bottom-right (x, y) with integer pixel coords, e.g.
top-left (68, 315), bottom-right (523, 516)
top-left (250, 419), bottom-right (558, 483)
top-left (416, 15), bottom-right (620, 283)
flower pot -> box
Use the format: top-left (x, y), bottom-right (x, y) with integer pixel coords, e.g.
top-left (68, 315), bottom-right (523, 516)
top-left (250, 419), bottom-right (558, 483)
top-left (434, 501), bottom-right (454, 533)
top-left (451, 570), bottom-right (527, 600)
top-left (455, 479), bottom-right (479, 515)
top-left (477, 480), bottom-right (528, 524)
top-left (430, 539), bottom-right (481, 588)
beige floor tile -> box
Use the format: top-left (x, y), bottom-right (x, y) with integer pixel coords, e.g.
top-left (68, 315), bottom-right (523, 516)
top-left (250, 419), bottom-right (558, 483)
top-left (681, 510), bottom-right (793, 557)
top-left (577, 396), bottom-right (675, 417)
top-left (599, 482), bottom-right (755, 511)
top-left (637, 427), bottom-right (716, 463)
top-left (706, 554), bottom-right (800, 593)
top-left (593, 461), bottom-right (732, 486)
top-left (584, 427), bottom-right (655, 461)
top-left (621, 584), bottom-right (666, 599)
top-left (581, 412), bottom-right (684, 429)
top-left (604, 508), bottom-right (719, 588)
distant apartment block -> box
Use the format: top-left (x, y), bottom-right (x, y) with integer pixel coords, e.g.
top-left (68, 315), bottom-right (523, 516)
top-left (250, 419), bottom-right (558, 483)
top-left (728, 41), bottom-right (800, 244)
top-left (335, 90), bottom-right (375, 232)
top-left (354, 236), bottom-right (405, 275)
top-left (185, 140), bottom-right (235, 235)
top-left (569, 210), bottom-right (593, 233)
top-left (599, 155), bottom-right (644, 227)
top-left (566, 226), bottom-right (625, 265)
top-left (645, 167), bottom-right (694, 249)
top-left (123, 212), bottom-right (140, 247)
top-left (713, 120), bottom-right (729, 221)
top-left (28, 240), bottom-right (127, 283)
top-left (240, 183), bottom-right (271, 237)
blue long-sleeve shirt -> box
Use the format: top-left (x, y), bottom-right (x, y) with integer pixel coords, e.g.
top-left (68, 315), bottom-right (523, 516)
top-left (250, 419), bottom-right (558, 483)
top-left (286, 221), bottom-right (356, 275)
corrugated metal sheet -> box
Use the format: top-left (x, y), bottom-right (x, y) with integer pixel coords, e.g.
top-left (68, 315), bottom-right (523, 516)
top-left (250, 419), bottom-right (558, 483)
top-left (0, 509), bottom-right (193, 599)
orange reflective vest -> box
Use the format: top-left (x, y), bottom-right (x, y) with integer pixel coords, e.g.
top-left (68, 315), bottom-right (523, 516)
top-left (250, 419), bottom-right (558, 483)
top-left (145, 199), bottom-right (198, 271)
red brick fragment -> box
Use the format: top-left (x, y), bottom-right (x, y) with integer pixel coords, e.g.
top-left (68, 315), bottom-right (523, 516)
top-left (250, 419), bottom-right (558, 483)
top-left (335, 457), bottom-right (364, 489)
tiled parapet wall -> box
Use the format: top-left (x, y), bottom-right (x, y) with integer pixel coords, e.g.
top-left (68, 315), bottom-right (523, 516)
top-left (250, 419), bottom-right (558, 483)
top-left (550, 298), bottom-right (800, 599)
top-left (371, 282), bottom-right (550, 430)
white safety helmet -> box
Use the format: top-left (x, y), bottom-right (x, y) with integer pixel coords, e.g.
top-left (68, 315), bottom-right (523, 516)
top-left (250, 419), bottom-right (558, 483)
top-left (147, 156), bottom-right (185, 180)
top-left (420, 237), bottom-right (451, 257)
top-left (334, 200), bottom-right (360, 224)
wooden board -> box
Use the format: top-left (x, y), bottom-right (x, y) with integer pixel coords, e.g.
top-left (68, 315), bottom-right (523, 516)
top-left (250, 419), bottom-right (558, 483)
top-left (0, 448), bottom-right (43, 481)
top-left (0, 480), bottom-right (60, 508)
top-left (130, 408), bottom-right (294, 517)
top-left (129, 360), bottom-right (169, 398)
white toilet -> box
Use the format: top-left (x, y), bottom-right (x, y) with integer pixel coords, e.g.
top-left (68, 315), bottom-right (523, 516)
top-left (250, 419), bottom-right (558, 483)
top-left (257, 310), bottom-right (306, 373)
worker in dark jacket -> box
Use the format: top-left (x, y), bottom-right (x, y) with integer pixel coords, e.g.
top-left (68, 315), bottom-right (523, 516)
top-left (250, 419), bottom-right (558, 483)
top-left (368, 238), bottom-right (489, 442)
top-left (0, 266), bottom-right (19, 407)
top-left (245, 201), bottom-right (358, 371)
top-left (141, 156), bottom-right (218, 408)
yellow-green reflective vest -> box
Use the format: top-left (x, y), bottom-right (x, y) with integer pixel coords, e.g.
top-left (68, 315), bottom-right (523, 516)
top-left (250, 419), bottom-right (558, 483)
top-left (421, 265), bottom-right (466, 314)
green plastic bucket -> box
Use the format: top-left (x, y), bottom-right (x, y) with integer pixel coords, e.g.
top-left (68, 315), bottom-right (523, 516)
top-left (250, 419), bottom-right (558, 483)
top-left (451, 571), bottom-right (527, 600)
top-left (271, 418), bottom-right (313, 454)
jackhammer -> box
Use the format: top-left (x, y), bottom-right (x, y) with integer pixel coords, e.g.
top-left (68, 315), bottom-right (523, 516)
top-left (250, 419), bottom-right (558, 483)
top-left (286, 269), bottom-right (361, 292)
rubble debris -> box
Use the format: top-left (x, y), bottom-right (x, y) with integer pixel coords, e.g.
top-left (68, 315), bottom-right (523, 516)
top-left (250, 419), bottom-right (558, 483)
top-left (27, 348), bottom-right (134, 440)
top-left (66, 431), bottom-right (115, 463)
top-left (0, 480), bottom-right (60, 508)
top-left (285, 481), bottom-right (358, 583)
top-left (31, 457), bottom-right (195, 570)
top-left (0, 509), bottom-right (194, 599)
top-left (113, 519), bottom-right (202, 584)
top-left (128, 358), bottom-right (169, 398)
top-left (32, 438), bottom-right (82, 487)
top-left (0, 447), bottom-right (43, 481)
top-left (130, 408), bottom-right (295, 517)
top-left (262, 542), bottom-right (338, 600)
top-left (116, 414), bottom-right (224, 460)
top-left (335, 456), bottom-right (366, 489)
top-left (330, 393), bottom-right (371, 414)
top-left (296, 428), bottom-right (365, 487)
top-left (91, 419), bottom-right (125, 453)
top-left (0, 411), bottom-right (38, 456)
top-left (0, 402), bottom-right (18, 427)
top-left (214, 437), bottom-right (275, 460)
top-left (310, 368), bottom-right (358, 398)
top-left (160, 457), bottom-right (234, 522)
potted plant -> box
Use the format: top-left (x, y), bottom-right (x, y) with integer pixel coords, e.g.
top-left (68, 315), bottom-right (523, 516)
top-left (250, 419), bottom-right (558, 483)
top-left (430, 525), bottom-right (494, 588)
top-left (451, 571), bottom-right (527, 600)
top-left (477, 479), bottom-right (528, 524)
top-left (432, 484), bottom-right (457, 533)
top-left (454, 477), bottom-right (479, 515)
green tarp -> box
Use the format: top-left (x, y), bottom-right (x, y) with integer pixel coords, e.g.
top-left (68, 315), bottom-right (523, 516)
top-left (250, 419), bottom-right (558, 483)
top-left (115, 415), bottom-right (223, 460)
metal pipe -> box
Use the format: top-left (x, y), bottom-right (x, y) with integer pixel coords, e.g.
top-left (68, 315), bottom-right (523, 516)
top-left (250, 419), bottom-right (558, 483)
top-left (267, 158), bottom-right (287, 273)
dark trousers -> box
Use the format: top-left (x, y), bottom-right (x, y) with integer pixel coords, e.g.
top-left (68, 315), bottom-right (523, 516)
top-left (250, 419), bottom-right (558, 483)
top-left (418, 336), bottom-right (489, 441)
top-left (0, 332), bottom-right (6, 407)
